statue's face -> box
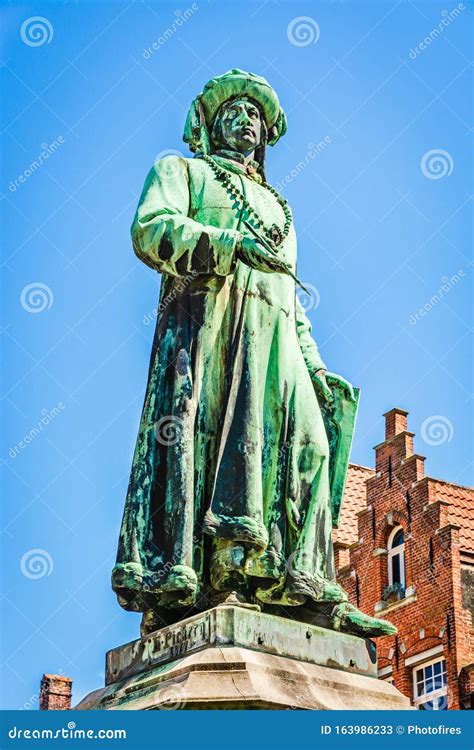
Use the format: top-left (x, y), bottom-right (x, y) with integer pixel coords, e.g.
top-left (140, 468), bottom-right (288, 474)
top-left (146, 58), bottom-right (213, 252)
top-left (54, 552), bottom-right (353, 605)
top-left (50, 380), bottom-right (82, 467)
top-left (216, 97), bottom-right (263, 154)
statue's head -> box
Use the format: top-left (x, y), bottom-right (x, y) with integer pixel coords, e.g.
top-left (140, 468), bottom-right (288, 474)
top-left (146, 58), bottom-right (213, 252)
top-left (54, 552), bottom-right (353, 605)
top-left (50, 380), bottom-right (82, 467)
top-left (184, 69), bottom-right (287, 174)
top-left (211, 96), bottom-right (265, 155)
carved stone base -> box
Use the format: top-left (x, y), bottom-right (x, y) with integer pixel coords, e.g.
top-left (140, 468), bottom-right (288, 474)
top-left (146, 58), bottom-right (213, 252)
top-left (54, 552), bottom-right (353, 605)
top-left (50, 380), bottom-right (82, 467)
top-left (75, 605), bottom-right (412, 710)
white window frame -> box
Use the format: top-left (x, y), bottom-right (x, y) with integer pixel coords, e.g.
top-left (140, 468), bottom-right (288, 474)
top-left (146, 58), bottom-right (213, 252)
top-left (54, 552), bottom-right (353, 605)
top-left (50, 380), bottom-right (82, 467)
top-left (412, 656), bottom-right (448, 710)
top-left (378, 667), bottom-right (394, 684)
top-left (378, 665), bottom-right (393, 680)
top-left (387, 525), bottom-right (405, 588)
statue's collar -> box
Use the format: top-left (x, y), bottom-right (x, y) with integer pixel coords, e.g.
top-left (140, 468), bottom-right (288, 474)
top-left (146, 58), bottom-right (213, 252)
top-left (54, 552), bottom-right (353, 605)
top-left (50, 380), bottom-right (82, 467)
top-left (209, 150), bottom-right (263, 183)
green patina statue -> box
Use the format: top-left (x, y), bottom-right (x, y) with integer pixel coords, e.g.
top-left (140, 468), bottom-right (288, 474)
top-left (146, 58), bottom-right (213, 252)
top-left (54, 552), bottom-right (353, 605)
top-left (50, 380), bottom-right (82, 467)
top-left (112, 69), bottom-right (396, 640)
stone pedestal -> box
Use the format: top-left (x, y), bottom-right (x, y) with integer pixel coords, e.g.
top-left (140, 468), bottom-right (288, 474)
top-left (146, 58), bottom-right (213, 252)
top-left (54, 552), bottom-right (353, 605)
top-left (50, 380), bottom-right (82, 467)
top-left (75, 605), bottom-right (412, 710)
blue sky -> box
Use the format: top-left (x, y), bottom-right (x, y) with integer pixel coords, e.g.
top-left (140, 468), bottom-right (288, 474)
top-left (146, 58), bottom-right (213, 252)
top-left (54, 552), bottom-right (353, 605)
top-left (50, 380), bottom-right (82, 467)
top-left (1, 0), bottom-right (472, 709)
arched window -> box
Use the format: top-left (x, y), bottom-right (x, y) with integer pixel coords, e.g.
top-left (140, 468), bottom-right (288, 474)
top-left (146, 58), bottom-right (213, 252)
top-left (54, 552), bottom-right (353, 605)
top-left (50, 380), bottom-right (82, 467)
top-left (387, 526), bottom-right (405, 588)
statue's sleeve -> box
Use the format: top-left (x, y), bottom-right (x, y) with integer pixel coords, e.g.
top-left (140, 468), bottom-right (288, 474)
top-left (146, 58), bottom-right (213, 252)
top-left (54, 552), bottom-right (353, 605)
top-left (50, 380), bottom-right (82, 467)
top-left (131, 157), bottom-right (240, 277)
top-left (295, 296), bottom-right (326, 374)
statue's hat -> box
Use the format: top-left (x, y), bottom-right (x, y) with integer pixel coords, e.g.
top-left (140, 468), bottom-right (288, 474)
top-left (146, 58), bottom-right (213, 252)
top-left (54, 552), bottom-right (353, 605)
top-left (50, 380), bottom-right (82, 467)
top-left (183, 68), bottom-right (287, 154)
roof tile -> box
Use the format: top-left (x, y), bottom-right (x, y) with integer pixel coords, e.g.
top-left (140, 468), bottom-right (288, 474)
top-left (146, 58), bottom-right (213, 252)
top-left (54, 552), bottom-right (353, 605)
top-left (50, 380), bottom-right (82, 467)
top-left (431, 480), bottom-right (474, 554)
top-left (334, 464), bottom-right (373, 546)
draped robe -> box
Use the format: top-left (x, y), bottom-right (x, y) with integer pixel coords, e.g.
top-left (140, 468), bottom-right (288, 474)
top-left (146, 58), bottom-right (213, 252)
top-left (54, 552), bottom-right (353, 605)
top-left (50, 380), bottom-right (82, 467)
top-left (112, 154), bottom-right (340, 614)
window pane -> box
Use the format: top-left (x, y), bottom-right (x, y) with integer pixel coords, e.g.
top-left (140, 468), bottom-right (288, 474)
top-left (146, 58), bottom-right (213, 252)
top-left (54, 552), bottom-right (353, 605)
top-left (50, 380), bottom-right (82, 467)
top-left (434, 670), bottom-right (446, 689)
top-left (414, 661), bottom-right (448, 708)
top-left (418, 695), bottom-right (447, 711)
top-left (392, 529), bottom-right (404, 547)
top-left (392, 554), bottom-right (401, 583)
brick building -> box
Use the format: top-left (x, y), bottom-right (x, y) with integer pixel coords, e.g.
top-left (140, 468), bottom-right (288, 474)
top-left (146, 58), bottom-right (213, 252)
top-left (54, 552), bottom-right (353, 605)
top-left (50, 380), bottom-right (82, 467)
top-left (336, 408), bottom-right (474, 710)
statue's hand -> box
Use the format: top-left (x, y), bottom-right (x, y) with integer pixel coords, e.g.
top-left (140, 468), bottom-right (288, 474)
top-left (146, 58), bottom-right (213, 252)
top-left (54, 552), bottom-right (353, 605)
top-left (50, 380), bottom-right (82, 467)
top-left (325, 371), bottom-right (356, 402)
top-left (312, 370), bottom-right (334, 405)
top-left (237, 236), bottom-right (289, 274)
top-left (313, 370), bottom-right (356, 405)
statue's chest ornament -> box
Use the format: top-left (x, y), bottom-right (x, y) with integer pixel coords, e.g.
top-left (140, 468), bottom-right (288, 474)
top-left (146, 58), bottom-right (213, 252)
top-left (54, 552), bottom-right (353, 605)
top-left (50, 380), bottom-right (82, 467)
top-left (201, 155), bottom-right (292, 250)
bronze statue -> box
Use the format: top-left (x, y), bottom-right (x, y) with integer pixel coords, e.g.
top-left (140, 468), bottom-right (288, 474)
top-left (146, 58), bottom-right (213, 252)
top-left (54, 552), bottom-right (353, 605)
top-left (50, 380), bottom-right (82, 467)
top-left (112, 70), bottom-right (396, 640)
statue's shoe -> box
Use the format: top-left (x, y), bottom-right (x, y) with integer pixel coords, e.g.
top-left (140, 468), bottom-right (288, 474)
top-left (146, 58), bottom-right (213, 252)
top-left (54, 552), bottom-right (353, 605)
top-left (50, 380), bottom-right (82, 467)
top-left (256, 576), bottom-right (349, 607)
top-left (255, 580), bottom-right (306, 606)
top-left (318, 579), bottom-right (349, 603)
top-left (330, 602), bottom-right (397, 638)
top-left (210, 542), bottom-right (247, 592)
top-left (286, 572), bottom-right (349, 603)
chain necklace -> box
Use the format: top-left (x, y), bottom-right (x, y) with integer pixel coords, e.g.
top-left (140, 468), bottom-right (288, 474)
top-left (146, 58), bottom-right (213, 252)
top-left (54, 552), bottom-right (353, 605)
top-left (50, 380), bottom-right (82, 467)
top-left (201, 154), bottom-right (292, 247)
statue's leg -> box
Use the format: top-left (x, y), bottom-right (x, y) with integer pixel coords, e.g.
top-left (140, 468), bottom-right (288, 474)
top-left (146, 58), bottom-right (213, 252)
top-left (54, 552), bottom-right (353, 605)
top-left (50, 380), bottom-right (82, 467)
top-left (284, 434), bottom-right (348, 604)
